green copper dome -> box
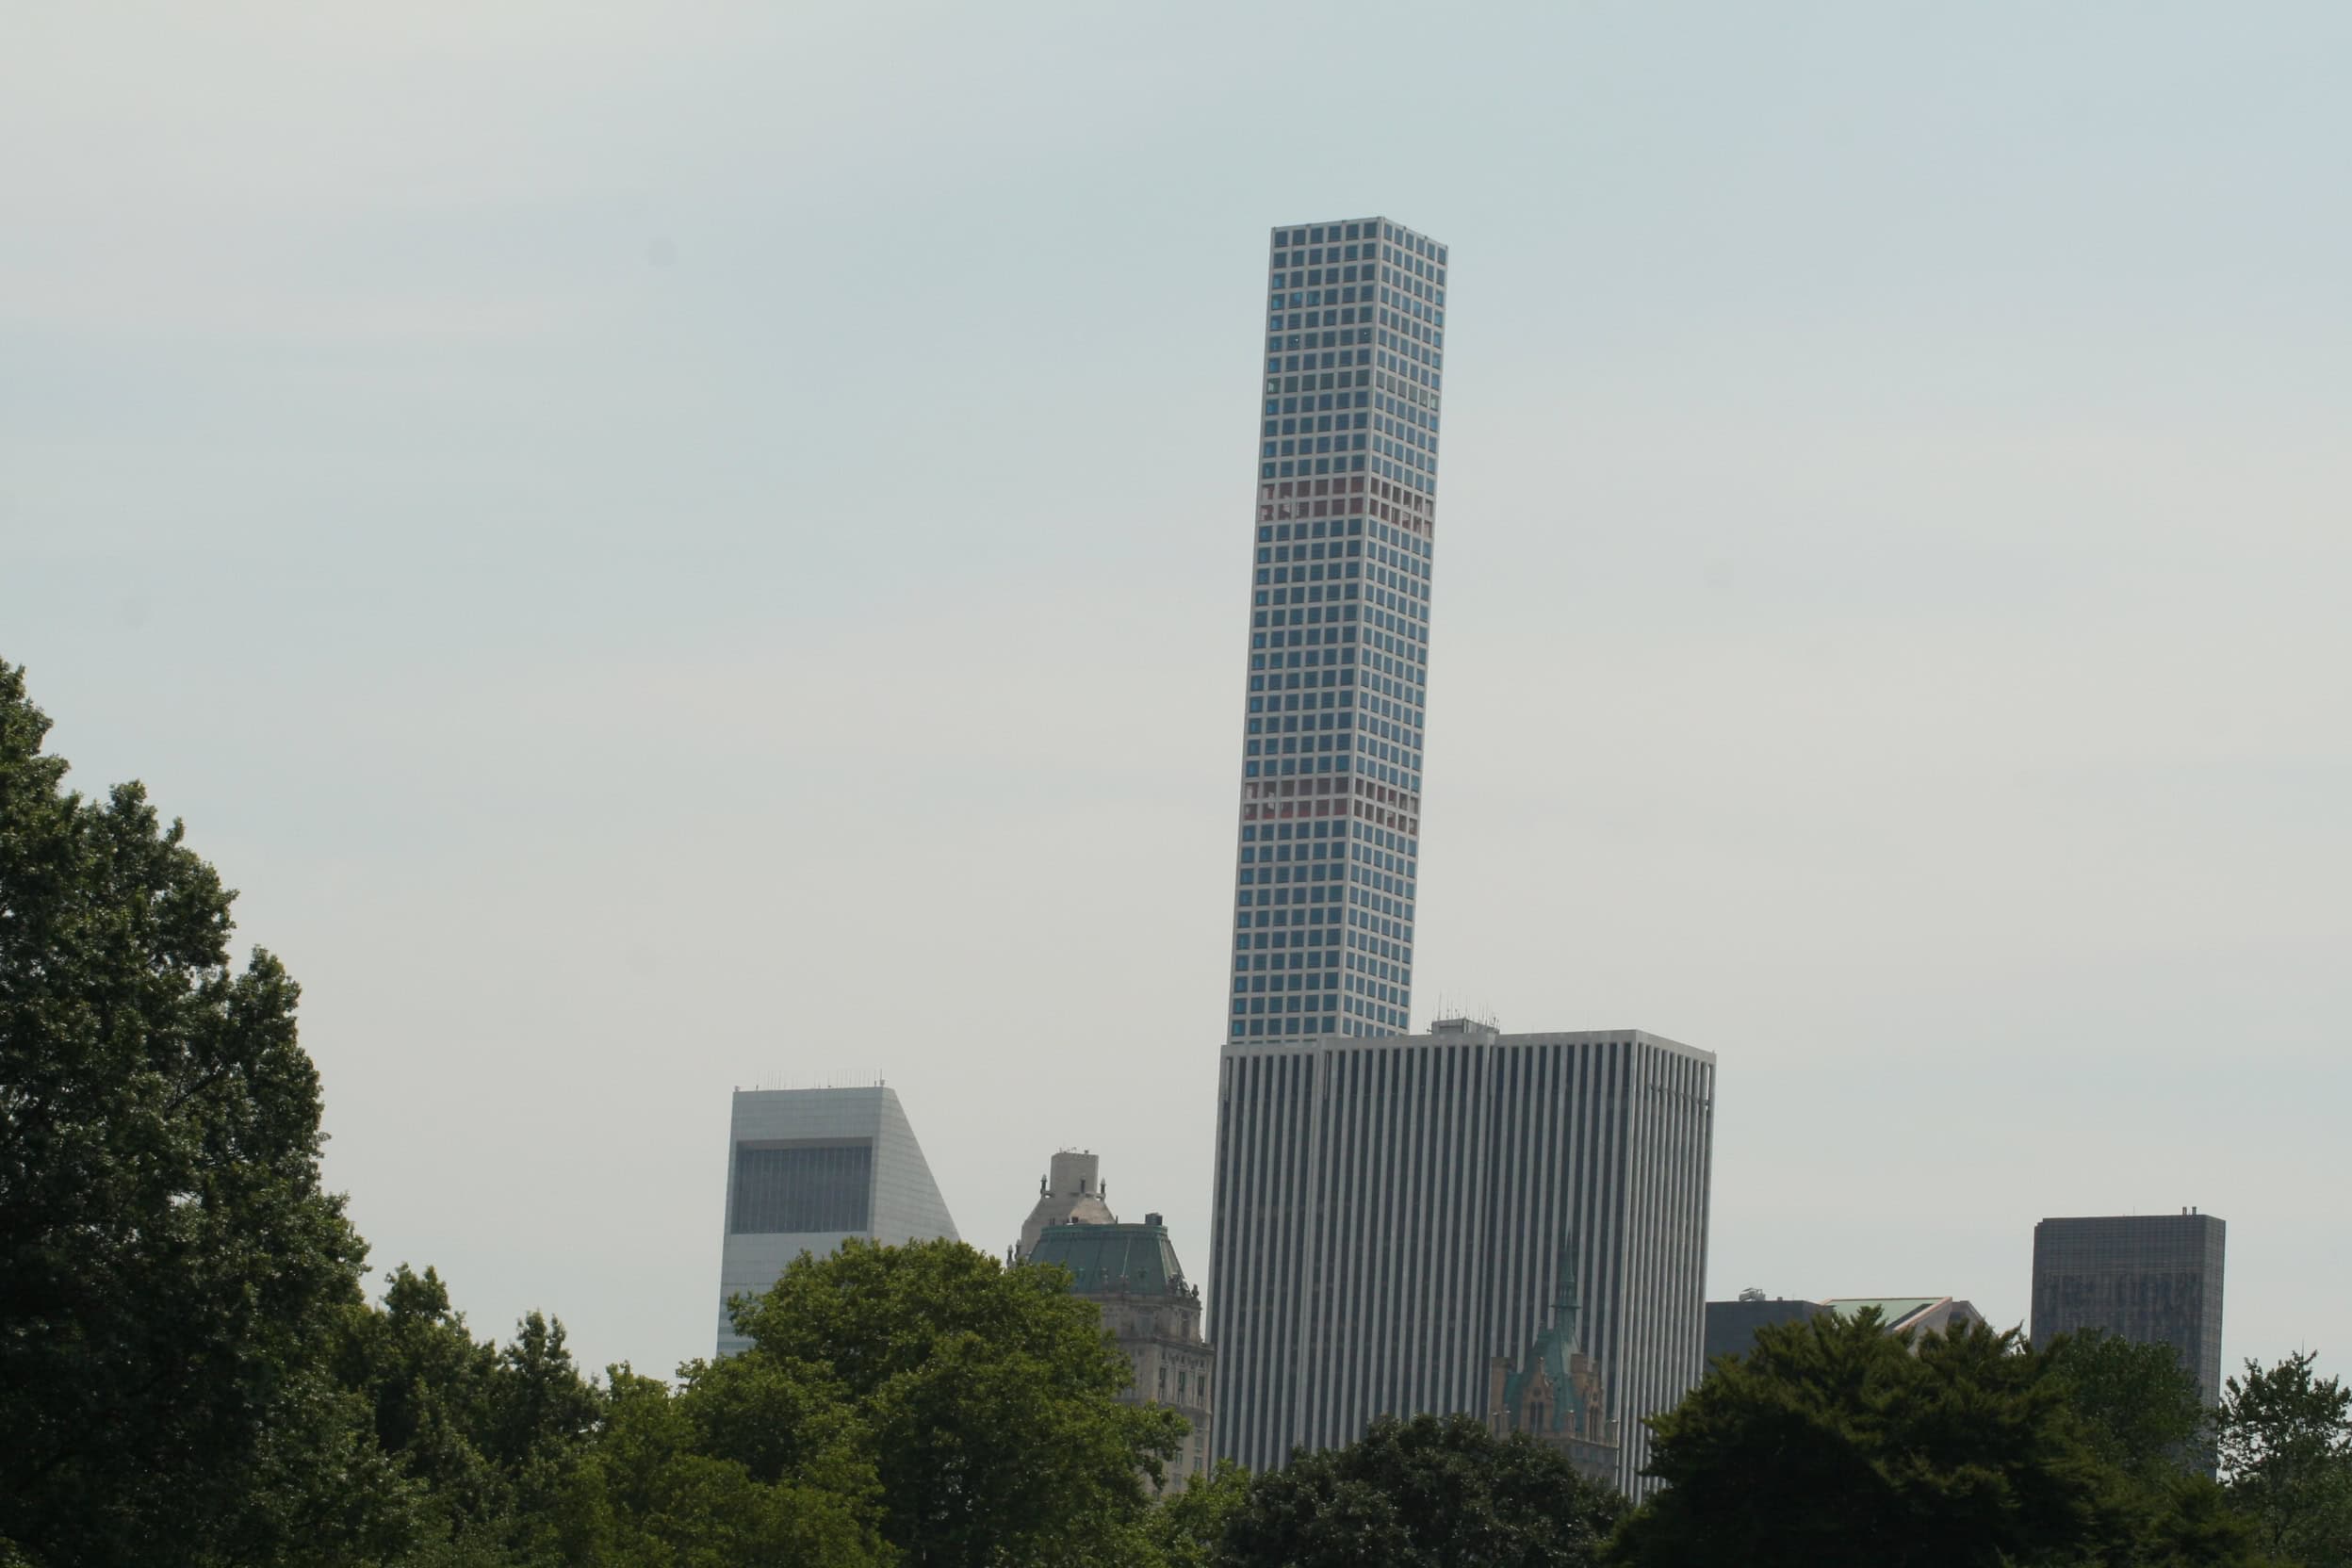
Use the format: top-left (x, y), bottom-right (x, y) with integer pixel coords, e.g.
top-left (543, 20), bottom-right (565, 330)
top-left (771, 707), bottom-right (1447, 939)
top-left (1026, 1220), bottom-right (1188, 1297)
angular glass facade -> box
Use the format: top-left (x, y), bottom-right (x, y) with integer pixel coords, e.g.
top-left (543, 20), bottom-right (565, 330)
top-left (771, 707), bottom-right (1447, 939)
top-left (1230, 216), bottom-right (1449, 1044)
top-left (714, 1086), bottom-right (957, 1356)
top-left (728, 1141), bottom-right (874, 1235)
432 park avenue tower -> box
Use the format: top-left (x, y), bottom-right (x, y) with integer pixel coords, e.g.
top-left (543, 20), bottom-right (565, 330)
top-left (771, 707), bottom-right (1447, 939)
top-left (1231, 215), bottom-right (1448, 1044)
top-left (1211, 220), bottom-right (1716, 1497)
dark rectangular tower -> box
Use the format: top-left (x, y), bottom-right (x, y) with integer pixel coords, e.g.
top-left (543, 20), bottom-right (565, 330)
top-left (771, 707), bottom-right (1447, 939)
top-left (2032, 1211), bottom-right (2227, 1408)
top-left (1228, 216), bottom-right (1448, 1044)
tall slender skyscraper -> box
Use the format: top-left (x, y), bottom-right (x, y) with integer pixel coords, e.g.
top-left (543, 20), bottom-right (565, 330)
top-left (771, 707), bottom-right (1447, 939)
top-left (1209, 219), bottom-right (1718, 1498)
top-left (1229, 216), bottom-right (1449, 1045)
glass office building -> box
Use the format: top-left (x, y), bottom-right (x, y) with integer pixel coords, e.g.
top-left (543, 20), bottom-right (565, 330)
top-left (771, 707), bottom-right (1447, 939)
top-left (714, 1086), bottom-right (957, 1356)
top-left (1230, 215), bottom-right (1449, 1044)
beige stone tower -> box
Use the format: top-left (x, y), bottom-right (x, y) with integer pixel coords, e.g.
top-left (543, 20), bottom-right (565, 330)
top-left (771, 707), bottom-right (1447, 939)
top-left (1015, 1150), bottom-right (1115, 1260)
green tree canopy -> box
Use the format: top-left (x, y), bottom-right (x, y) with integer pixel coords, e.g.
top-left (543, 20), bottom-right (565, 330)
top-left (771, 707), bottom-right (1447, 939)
top-left (1612, 1309), bottom-right (2263, 1568)
top-left (2042, 1329), bottom-right (2213, 1478)
top-left (1146, 1458), bottom-right (1251, 1568)
top-left (202, 1265), bottom-right (607, 1568)
top-left (554, 1365), bottom-right (890, 1568)
top-left (327, 1264), bottom-right (605, 1564)
top-left (721, 1235), bottom-right (1184, 1566)
top-left (1214, 1413), bottom-right (1624, 1568)
top-left (2216, 1350), bottom-right (2352, 1565)
top-left (0, 661), bottom-right (369, 1566)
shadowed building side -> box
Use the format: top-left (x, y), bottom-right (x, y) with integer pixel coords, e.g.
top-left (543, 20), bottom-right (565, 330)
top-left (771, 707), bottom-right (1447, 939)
top-left (1704, 1295), bottom-right (1984, 1366)
top-left (1703, 1294), bottom-right (1828, 1364)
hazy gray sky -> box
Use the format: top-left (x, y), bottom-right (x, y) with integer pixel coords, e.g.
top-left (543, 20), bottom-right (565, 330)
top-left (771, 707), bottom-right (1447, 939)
top-left (6, 3), bottom-right (2348, 1388)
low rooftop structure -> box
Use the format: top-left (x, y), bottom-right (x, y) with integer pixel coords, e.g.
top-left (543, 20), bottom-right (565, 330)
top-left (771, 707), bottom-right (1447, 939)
top-left (1704, 1295), bottom-right (1828, 1364)
top-left (1823, 1297), bottom-right (1986, 1341)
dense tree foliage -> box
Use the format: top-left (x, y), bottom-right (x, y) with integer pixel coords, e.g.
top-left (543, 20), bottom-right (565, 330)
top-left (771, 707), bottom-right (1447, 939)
top-left (330, 1265), bottom-right (605, 1563)
top-left (1610, 1309), bottom-right (2264, 1568)
top-left (2216, 1351), bottom-right (2352, 1564)
top-left (0, 660), bottom-right (370, 1565)
top-left (552, 1364), bottom-right (889, 1568)
top-left (1147, 1458), bottom-right (1252, 1568)
top-left (1216, 1413), bottom-right (1624, 1568)
top-left (727, 1234), bottom-right (1186, 1565)
top-left (2044, 1328), bottom-right (2214, 1478)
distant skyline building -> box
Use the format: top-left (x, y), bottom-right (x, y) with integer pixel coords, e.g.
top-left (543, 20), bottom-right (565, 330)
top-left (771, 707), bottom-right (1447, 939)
top-left (1208, 1021), bottom-right (1715, 1498)
top-left (714, 1086), bottom-right (957, 1356)
top-left (1228, 215), bottom-right (1449, 1044)
top-left (2033, 1211), bottom-right (2227, 1407)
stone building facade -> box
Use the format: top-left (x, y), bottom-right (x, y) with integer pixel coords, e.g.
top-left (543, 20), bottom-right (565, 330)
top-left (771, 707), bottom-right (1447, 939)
top-left (1486, 1240), bottom-right (1620, 1486)
top-left (1025, 1207), bottom-right (1216, 1492)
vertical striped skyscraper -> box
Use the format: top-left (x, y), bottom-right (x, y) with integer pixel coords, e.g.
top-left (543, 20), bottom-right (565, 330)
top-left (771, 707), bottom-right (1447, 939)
top-left (1208, 1024), bottom-right (1717, 1498)
top-left (1229, 216), bottom-right (1448, 1045)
